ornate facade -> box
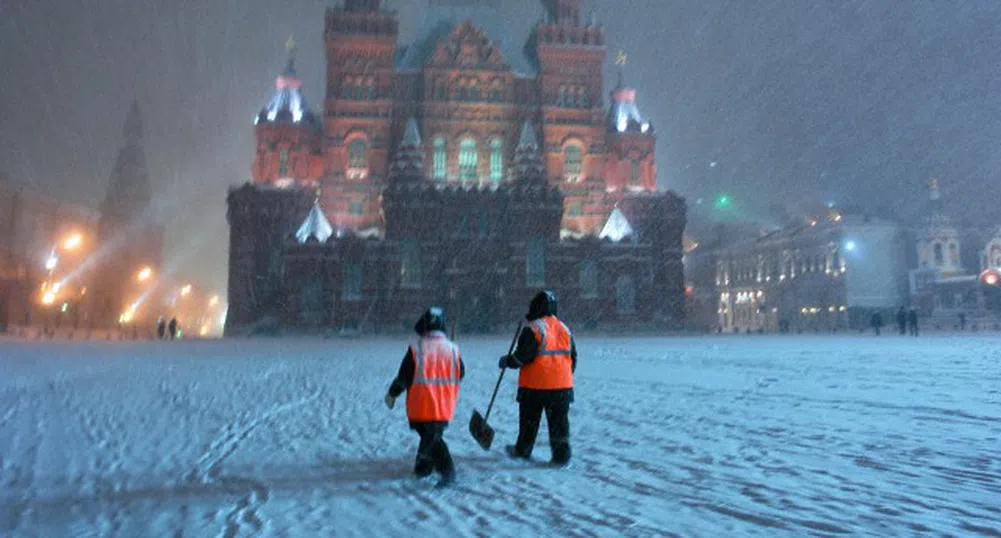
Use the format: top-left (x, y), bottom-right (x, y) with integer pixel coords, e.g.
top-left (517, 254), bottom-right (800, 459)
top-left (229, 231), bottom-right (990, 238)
top-left (227, 0), bottom-right (686, 335)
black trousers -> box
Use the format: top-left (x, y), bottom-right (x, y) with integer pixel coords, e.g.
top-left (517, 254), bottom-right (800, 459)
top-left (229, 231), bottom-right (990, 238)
top-left (412, 422), bottom-right (454, 478)
top-left (515, 399), bottom-right (571, 464)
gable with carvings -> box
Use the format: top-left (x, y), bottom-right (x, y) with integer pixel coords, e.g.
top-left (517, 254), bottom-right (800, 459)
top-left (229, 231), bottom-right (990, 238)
top-left (429, 21), bottom-right (510, 71)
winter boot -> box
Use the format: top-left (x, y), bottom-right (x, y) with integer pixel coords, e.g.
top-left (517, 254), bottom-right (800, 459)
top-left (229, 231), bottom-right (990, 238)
top-left (505, 445), bottom-right (531, 461)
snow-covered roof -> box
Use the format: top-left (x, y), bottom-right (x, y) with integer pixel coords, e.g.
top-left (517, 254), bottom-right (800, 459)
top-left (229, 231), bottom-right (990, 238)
top-left (395, 1), bottom-right (539, 77)
top-left (599, 207), bottom-right (635, 242)
top-left (295, 201), bottom-right (334, 244)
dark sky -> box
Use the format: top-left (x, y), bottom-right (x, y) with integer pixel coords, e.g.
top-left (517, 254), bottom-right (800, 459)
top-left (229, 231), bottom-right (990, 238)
top-left (2, 0), bottom-right (999, 293)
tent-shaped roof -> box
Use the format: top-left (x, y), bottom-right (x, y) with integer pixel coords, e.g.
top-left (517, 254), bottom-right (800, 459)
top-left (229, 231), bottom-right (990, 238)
top-left (599, 207), bottom-right (634, 242)
top-left (295, 201), bottom-right (334, 244)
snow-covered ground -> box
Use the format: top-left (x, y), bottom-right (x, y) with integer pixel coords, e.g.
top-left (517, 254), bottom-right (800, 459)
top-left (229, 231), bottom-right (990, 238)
top-left (1, 335), bottom-right (999, 537)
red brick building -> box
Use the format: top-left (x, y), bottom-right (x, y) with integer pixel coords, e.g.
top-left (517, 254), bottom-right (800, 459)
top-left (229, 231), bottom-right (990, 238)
top-left (227, 0), bottom-right (686, 335)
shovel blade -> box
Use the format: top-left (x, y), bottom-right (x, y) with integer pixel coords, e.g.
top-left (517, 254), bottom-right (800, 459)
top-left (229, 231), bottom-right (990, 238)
top-left (469, 410), bottom-right (495, 451)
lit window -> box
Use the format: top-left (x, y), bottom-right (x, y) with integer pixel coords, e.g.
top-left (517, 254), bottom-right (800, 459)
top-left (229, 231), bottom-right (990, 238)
top-left (342, 262), bottom-right (363, 300)
top-left (459, 139), bottom-right (478, 185)
top-left (564, 145), bottom-right (583, 181)
top-left (348, 139), bottom-right (368, 172)
top-left (433, 138), bottom-right (447, 180)
top-left (489, 139), bottom-right (504, 185)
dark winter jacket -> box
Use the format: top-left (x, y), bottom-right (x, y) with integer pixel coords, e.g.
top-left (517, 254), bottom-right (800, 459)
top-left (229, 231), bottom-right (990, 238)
top-left (388, 343), bottom-right (466, 427)
top-left (501, 325), bottom-right (577, 404)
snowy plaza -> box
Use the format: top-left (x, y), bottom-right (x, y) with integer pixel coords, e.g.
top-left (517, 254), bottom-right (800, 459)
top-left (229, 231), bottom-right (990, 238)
top-left (1, 335), bottom-right (999, 537)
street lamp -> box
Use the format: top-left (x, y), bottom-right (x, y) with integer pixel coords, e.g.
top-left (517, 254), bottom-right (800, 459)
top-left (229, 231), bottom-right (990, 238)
top-left (137, 267), bottom-right (153, 282)
top-left (180, 285), bottom-right (192, 297)
top-left (208, 295), bottom-right (219, 307)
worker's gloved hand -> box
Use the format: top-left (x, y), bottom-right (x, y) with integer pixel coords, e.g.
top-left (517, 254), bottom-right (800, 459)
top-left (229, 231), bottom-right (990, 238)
top-left (498, 355), bottom-right (510, 369)
top-left (384, 393), bottom-right (396, 410)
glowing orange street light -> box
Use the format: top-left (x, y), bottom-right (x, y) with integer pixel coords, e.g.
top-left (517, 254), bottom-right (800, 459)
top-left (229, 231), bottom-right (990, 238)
top-left (63, 233), bottom-right (83, 250)
top-left (180, 285), bottom-right (192, 297)
top-left (208, 295), bottom-right (219, 307)
top-left (137, 267), bottom-right (153, 282)
top-left (42, 291), bottom-right (56, 305)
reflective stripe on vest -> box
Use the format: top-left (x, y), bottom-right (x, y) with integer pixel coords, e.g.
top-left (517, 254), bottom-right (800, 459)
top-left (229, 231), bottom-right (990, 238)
top-left (519, 316), bottom-right (574, 390)
top-left (406, 333), bottom-right (461, 422)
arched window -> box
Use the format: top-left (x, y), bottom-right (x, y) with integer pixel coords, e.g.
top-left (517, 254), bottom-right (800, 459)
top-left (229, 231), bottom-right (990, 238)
top-left (459, 139), bottom-right (478, 185)
top-left (949, 243), bottom-right (959, 264)
top-left (342, 262), bottom-right (363, 301)
top-left (432, 138), bottom-right (447, 180)
top-left (278, 149), bottom-right (290, 177)
top-left (469, 83), bottom-right (480, 101)
top-left (365, 81), bottom-right (375, 100)
top-left (616, 275), bottom-right (636, 315)
top-left (526, 238), bottom-right (546, 287)
top-left (580, 90), bottom-right (589, 108)
top-left (401, 239), bottom-right (422, 288)
top-left (934, 243), bottom-right (945, 266)
top-left (567, 89), bottom-right (577, 108)
top-left (558, 87), bottom-right (567, 107)
top-left (564, 144), bottom-right (582, 181)
top-left (580, 260), bottom-right (598, 298)
top-left (489, 139), bottom-right (504, 185)
top-left (629, 159), bottom-right (640, 185)
top-left (348, 139), bottom-right (368, 173)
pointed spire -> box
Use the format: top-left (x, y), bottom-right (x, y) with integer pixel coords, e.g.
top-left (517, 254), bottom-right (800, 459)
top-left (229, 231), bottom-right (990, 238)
top-left (124, 100), bottom-right (143, 145)
top-left (390, 118), bottom-right (425, 179)
top-left (513, 120), bottom-right (546, 184)
top-left (402, 117), bottom-right (422, 147)
top-left (295, 200), bottom-right (334, 244)
top-left (284, 34), bottom-right (297, 77)
top-left (517, 120), bottom-right (539, 151)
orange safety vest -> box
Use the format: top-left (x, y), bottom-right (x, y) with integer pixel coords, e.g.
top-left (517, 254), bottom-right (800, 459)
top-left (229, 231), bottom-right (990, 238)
top-left (519, 316), bottom-right (574, 390)
top-left (406, 332), bottom-right (462, 422)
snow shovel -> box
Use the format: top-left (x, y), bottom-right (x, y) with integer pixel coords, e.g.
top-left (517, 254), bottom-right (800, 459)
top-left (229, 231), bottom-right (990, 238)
top-left (469, 321), bottom-right (522, 451)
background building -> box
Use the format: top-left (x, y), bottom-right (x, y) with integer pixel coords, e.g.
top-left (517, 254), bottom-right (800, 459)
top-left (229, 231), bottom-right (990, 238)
top-left (226, 0), bottom-right (687, 335)
top-left (707, 212), bottom-right (910, 333)
top-left (0, 177), bottom-right (99, 332)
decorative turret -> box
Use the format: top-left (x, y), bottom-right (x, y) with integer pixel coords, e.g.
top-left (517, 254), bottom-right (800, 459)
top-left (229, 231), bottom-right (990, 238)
top-left (603, 53), bottom-right (657, 192)
top-left (608, 52), bottom-right (651, 134)
top-left (916, 177), bottom-right (964, 276)
top-left (512, 120), bottom-right (546, 185)
top-left (547, 0), bottom-right (581, 25)
top-left (390, 118), bottom-right (425, 181)
top-left (252, 37), bottom-right (324, 186)
top-left (256, 37), bottom-right (319, 127)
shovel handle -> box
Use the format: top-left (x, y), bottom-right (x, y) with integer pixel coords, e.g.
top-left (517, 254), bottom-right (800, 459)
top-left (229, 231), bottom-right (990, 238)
top-left (483, 320), bottom-right (523, 423)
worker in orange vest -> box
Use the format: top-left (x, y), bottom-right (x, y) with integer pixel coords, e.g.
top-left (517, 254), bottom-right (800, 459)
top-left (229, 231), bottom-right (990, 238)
top-left (385, 307), bottom-right (465, 486)
top-left (498, 290), bottom-right (577, 466)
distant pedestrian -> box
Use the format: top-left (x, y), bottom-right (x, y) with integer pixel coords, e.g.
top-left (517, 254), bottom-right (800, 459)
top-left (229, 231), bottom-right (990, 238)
top-left (908, 308), bottom-right (919, 337)
top-left (156, 317), bottom-right (166, 340)
top-left (896, 307), bottom-right (907, 336)
top-left (168, 317), bottom-right (178, 340)
top-left (870, 311), bottom-right (883, 336)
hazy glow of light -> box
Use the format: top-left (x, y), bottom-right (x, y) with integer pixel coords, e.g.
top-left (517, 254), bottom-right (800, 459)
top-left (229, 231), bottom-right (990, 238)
top-left (181, 284), bottom-right (192, 297)
top-left (845, 240), bottom-right (857, 252)
top-left (208, 295), bottom-right (219, 307)
top-left (42, 292), bottom-right (56, 305)
top-left (63, 234), bottom-right (83, 250)
top-left (137, 266), bottom-right (153, 282)
top-left (45, 255), bottom-right (58, 270)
